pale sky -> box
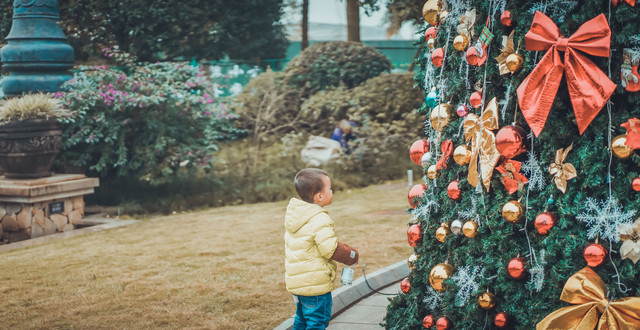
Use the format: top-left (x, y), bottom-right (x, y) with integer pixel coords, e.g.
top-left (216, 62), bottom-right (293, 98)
top-left (283, 0), bottom-right (415, 40)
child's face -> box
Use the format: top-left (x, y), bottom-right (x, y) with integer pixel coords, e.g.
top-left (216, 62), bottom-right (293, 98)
top-left (314, 175), bottom-right (333, 207)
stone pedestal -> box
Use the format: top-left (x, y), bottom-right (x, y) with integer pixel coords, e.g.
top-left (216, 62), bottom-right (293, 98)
top-left (0, 174), bottom-right (99, 243)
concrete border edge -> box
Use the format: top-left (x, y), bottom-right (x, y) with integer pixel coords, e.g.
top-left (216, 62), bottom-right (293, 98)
top-left (0, 218), bottom-right (138, 253)
top-left (274, 259), bottom-right (409, 330)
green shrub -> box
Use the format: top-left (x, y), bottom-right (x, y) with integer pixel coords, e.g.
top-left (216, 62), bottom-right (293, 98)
top-left (299, 87), bottom-right (353, 134)
top-left (229, 69), bottom-right (301, 139)
top-left (298, 72), bottom-right (425, 137)
top-left (349, 72), bottom-right (424, 130)
top-left (326, 117), bottom-right (418, 187)
top-left (57, 62), bottom-right (245, 186)
top-left (211, 128), bottom-right (415, 206)
top-left (283, 41), bottom-right (392, 96)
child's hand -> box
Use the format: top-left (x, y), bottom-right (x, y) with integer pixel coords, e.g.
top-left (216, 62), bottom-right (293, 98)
top-left (332, 242), bottom-right (359, 266)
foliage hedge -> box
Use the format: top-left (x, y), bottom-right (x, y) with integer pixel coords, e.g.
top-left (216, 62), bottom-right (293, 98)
top-left (56, 62), bottom-right (244, 186)
top-left (283, 41), bottom-right (392, 96)
top-left (0, 0), bottom-right (288, 62)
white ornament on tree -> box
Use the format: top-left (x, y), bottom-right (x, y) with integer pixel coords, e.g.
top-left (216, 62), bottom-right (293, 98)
top-left (576, 196), bottom-right (636, 243)
top-left (422, 286), bottom-right (444, 311)
top-left (528, 249), bottom-right (547, 292)
top-left (451, 265), bottom-right (484, 307)
top-left (522, 151), bottom-right (546, 191)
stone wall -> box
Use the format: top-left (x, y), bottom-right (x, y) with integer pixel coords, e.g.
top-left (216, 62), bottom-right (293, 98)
top-left (0, 196), bottom-right (85, 243)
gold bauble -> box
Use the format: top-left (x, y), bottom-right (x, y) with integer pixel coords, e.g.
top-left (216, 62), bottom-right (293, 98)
top-left (430, 104), bottom-right (454, 132)
top-left (453, 145), bottom-right (472, 166)
top-left (478, 291), bottom-right (496, 309)
top-left (453, 34), bottom-right (469, 51)
top-left (427, 164), bottom-right (438, 179)
top-left (506, 53), bottom-right (524, 72)
top-left (435, 223), bottom-right (448, 243)
top-left (462, 220), bottom-right (479, 238)
top-left (612, 134), bottom-right (634, 159)
top-left (429, 262), bottom-right (455, 292)
top-left (422, 0), bottom-right (441, 26)
top-left (427, 38), bottom-right (435, 49)
top-left (450, 220), bottom-right (463, 235)
top-left (408, 253), bottom-right (418, 270)
top-left (502, 201), bottom-right (524, 223)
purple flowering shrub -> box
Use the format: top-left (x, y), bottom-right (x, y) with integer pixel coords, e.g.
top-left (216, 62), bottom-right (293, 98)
top-left (57, 62), bottom-right (245, 185)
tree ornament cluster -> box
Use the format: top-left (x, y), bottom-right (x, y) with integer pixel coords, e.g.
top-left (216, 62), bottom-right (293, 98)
top-left (391, 1), bottom-right (640, 328)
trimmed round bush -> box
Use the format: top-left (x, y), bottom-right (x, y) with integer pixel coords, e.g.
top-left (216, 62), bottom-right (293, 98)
top-left (348, 72), bottom-right (424, 136)
top-left (284, 41), bottom-right (392, 96)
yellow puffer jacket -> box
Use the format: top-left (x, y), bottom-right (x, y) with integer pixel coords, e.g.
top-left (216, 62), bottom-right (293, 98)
top-left (284, 198), bottom-right (338, 296)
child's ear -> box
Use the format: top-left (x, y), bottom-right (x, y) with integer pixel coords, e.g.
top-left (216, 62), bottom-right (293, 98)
top-left (314, 192), bottom-right (323, 203)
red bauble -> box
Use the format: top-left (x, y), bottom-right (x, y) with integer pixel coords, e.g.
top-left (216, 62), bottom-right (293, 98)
top-left (423, 315), bottom-right (435, 328)
top-left (495, 312), bottom-right (509, 328)
top-left (424, 26), bottom-right (438, 40)
top-left (410, 140), bottom-right (430, 165)
top-left (456, 104), bottom-right (470, 117)
top-left (507, 257), bottom-right (526, 280)
top-left (469, 91), bottom-right (482, 108)
top-left (408, 184), bottom-right (427, 208)
top-left (436, 317), bottom-right (452, 330)
top-left (447, 180), bottom-right (461, 200)
top-left (432, 47), bottom-right (444, 67)
top-left (632, 177), bottom-right (640, 192)
top-left (534, 212), bottom-right (557, 235)
top-left (495, 125), bottom-right (527, 159)
top-left (465, 46), bottom-right (487, 66)
top-left (500, 11), bottom-right (513, 27)
top-left (400, 277), bottom-right (411, 293)
top-left (584, 243), bottom-right (607, 267)
top-left (407, 224), bottom-right (423, 247)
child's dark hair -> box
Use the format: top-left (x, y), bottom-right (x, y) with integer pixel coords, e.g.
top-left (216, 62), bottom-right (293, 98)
top-left (294, 168), bottom-right (328, 203)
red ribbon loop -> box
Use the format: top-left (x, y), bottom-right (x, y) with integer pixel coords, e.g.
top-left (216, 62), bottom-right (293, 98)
top-left (516, 11), bottom-right (616, 137)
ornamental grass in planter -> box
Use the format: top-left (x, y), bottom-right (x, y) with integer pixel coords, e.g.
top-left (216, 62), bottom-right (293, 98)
top-left (0, 93), bottom-right (72, 179)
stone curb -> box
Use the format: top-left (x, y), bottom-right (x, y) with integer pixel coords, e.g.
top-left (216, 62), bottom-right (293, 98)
top-left (0, 217), bottom-right (138, 253)
top-left (274, 260), bottom-right (410, 330)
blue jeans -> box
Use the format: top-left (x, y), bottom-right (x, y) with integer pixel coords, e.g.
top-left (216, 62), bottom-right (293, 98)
top-left (292, 292), bottom-right (332, 330)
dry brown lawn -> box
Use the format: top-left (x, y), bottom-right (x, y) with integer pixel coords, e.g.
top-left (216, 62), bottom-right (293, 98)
top-left (0, 180), bottom-right (411, 329)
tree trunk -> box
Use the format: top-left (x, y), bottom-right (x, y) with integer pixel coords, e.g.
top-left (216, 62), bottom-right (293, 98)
top-left (302, 0), bottom-right (309, 50)
top-left (346, 0), bottom-right (360, 42)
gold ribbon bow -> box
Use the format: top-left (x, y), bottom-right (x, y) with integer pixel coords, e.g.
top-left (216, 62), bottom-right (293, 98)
top-left (463, 97), bottom-right (500, 190)
top-left (495, 31), bottom-right (516, 75)
top-left (548, 144), bottom-right (576, 194)
top-left (456, 9), bottom-right (476, 40)
top-left (537, 267), bottom-right (640, 330)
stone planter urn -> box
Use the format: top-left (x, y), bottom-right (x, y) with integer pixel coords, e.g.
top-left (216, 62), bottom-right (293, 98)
top-left (0, 118), bottom-right (62, 179)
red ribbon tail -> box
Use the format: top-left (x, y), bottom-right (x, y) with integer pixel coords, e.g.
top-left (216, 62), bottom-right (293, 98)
top-left (517, 49), bottom-right (564, 137)
top-left (565, 49), bottom-right (616, 135)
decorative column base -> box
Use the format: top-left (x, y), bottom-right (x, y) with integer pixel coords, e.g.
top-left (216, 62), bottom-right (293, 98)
top-left (0, 174), bottom-right (99, 243)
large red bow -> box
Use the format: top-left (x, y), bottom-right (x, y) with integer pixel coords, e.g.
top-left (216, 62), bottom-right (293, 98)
top-left (612, 0), bottom-right (635, 6)
top-left (516, 12), bottom-right (616, 137)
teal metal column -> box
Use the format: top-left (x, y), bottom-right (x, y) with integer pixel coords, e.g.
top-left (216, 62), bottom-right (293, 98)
top-left (1, 0), bottom-right (74, 96)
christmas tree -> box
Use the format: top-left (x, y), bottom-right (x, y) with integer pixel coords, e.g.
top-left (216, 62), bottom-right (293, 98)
top-left (385, 0), bottom-right (640, 329)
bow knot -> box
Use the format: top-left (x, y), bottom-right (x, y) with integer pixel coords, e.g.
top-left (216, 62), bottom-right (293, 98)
top-left (537, 267), bottom-right (640, 330)
top-left (556, 36), bottom-right (569, 52)
top-left (463, 97), bottom-right (500, 190)
top-left (597, 298), bottom-right (610, 314)
top-left (517, 12), bottom-right (616, 137)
